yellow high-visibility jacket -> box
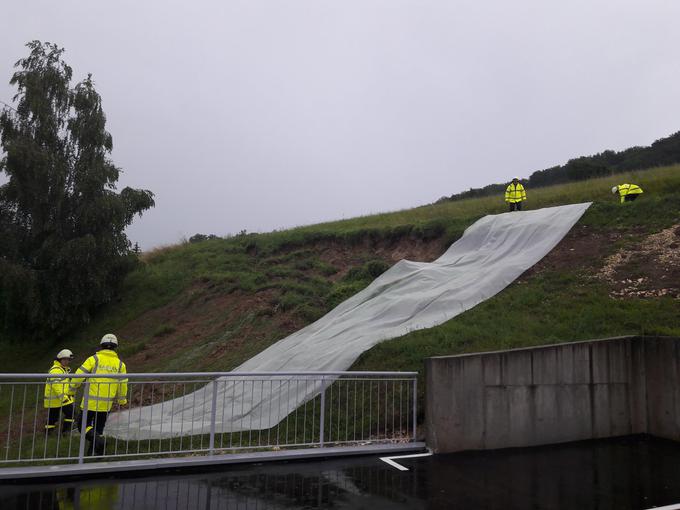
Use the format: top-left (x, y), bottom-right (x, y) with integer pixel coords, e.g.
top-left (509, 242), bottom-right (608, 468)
top-left (505, 183), bottom-right (527, 203)
top-left (617, 183), bottom-right (643, 203)
top-left (44, 361), bottom-right (74, 409)
top-left (70, 350), bottom-right (128, 412)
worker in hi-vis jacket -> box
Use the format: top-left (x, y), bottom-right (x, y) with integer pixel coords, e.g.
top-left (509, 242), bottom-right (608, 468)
top-left (505, 177), bottom-right (527, 211)
top-left (44, 349), bottom-right (76, 434)
top-left (70, 334), bottom-right (128, 456)
top-left (611, 183), bottom-right (643, 203)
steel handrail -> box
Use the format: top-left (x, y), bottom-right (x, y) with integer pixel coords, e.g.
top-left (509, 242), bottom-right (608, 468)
top-left (0, 371), bottom-right (418, 380)
top-left (0, 370), bottom-right (419, 468)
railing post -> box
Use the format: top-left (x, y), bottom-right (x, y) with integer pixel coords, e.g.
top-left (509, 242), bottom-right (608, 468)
top-left (78, 382), bottom-right (90, 464)
top-left (319, 378), bottom-right (327, 448)
top-left (412, 377), bottom-right (417, 442)
top-left (208, 379), bottom-right (218, 455)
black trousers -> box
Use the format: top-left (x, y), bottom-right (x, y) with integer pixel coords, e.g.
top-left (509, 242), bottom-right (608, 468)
top-left (46, 403), bottom-right (75, 432)
top-left (77, 410), bottom-right (110, 455)
top-left (509, 201), bottom-right (523, 211)
top-left (624, 194), bottom-right (638, 202)
top-left (78, 410), bottom-right (109, 437)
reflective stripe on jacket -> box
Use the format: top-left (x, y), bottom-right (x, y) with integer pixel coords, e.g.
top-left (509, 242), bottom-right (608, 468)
top-left (505, 183), bottom-right (527, 203)
top-left (70, 350), bottom-right (128, 412)
top-left (618, 183), bottom-right (643, 203)
top-left (44, 361), bottom-right (74, 409)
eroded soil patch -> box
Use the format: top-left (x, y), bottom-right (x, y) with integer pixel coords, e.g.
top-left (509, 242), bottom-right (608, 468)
top-left (518, 225), bottom-right (631, 281)
top-left (314, 236), bottom-right (447, 281)
top-left (596, 224), bottom-right (680, 299)
top-left (119, 235), bottom-right (448, 373)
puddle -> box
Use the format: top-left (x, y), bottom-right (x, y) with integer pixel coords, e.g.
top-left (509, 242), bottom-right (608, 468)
top-left (1, 435), bottom-right (679, 509)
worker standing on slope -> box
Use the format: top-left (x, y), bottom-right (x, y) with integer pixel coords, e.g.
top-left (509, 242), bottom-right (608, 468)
top-left (70, 334), bottom-right (128, 455)
top-left (44, 349), bottom-right (76, 435)
top-left (505, 177), bottom-right (527, 211)
top-left (611, 183), bottom-right (643, 203)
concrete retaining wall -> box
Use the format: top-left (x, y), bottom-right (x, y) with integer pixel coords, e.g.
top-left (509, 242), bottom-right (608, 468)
top-left (426, 336), bottom-right (680, 453)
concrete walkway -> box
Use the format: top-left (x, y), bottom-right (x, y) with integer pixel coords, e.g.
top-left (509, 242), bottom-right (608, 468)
top-left (0, 442), bottom-right (426, 481)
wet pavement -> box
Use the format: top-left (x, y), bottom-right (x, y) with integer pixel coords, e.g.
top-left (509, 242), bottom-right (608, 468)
top-left (1, 435), bottom-right (680, 509)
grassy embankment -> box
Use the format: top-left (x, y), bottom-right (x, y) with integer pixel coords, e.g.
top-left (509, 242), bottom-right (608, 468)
top-left (0, 165), bottom-right (678, 461)
top-left (1, 164), bottom-right (679, 376)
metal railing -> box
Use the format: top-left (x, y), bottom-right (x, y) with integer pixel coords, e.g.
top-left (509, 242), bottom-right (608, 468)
top-left (0, 371), bottom-right (417, 466)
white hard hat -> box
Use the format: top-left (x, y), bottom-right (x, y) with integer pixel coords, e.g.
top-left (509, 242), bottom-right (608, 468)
top-left (100, 333), bottom-right (118, 346)
top-left (56, 349), bottom-right (74, 360)
top-left (611, 186), bottom-right (618, 194)
top-left (513, 177), bottom-right (520, 180)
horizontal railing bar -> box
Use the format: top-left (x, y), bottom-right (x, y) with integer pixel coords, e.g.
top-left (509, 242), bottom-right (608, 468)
top-left (0, 378), bottom-right (416, 386)
top-left (0, 371), bottom-right (418, 380)
top-left (0, 380), bottom-right (213, 385)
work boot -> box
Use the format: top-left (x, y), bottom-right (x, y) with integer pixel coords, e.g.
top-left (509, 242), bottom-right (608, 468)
top-left (92, 434), bottom-right (106, 456)
top-left (85, 430), bottom-right (96, 455)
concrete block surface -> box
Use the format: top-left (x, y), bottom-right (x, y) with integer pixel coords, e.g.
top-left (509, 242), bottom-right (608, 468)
top-left (426, 336), bottom-right (680, 453)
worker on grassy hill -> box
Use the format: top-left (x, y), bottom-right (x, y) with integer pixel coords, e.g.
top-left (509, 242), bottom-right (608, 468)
top-left (44, 349), bottom-right (76, 435)
top-left (505, 177), bottom-right (527, 211)
top-left (70, 334), bottom-right (128, 456)
top-left (611, 183), bottom-right (643, 203)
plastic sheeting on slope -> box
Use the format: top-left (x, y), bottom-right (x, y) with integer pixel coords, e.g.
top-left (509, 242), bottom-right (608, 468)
top-left (106, 202), bottom-right (591, 440)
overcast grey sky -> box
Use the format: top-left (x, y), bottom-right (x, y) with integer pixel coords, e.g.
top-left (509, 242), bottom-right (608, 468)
top-left (2, 1), bottom-right (680, 249)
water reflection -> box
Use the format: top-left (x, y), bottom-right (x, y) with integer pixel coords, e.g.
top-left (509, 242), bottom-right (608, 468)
top-left (1, 436), bottom-right (680, 510)
top-left (0, 460), bottom-right (421, 510)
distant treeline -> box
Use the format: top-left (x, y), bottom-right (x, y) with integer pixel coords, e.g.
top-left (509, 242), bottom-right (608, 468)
top-left (438, 130), bottom-right (680, 203)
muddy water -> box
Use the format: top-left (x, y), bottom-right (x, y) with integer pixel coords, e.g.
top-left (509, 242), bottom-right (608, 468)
top-left (1, 436), bottom-right (679, 509)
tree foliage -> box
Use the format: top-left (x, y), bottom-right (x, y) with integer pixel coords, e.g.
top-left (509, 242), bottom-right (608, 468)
top-left (0, 41), bottom-right (154, 339)
top-left (189, 233), bottom-right (220, 243)
top-left (440, 130), bottom-right (680, 203)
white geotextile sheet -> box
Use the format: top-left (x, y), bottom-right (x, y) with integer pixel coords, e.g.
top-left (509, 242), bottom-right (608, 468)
top-left (106, 203), bottom-right (591, 440)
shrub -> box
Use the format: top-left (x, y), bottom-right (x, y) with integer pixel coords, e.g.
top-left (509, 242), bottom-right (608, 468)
top-left (152, 324), bottom-right (176, 338)
top-left (278, 292), bottom-right (306, 312)
top-left (189, 234), bottom-right (220, 243)
top-left (365, 260), bottom-right (390, 278)
top-left (344, 260), bottom-right (390, 282)
top-left (326, 282), bottom-right (367, 309)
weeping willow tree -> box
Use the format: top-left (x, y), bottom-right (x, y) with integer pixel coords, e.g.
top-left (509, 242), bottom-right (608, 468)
top-left (0, 41), bottom-right (155, 340)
